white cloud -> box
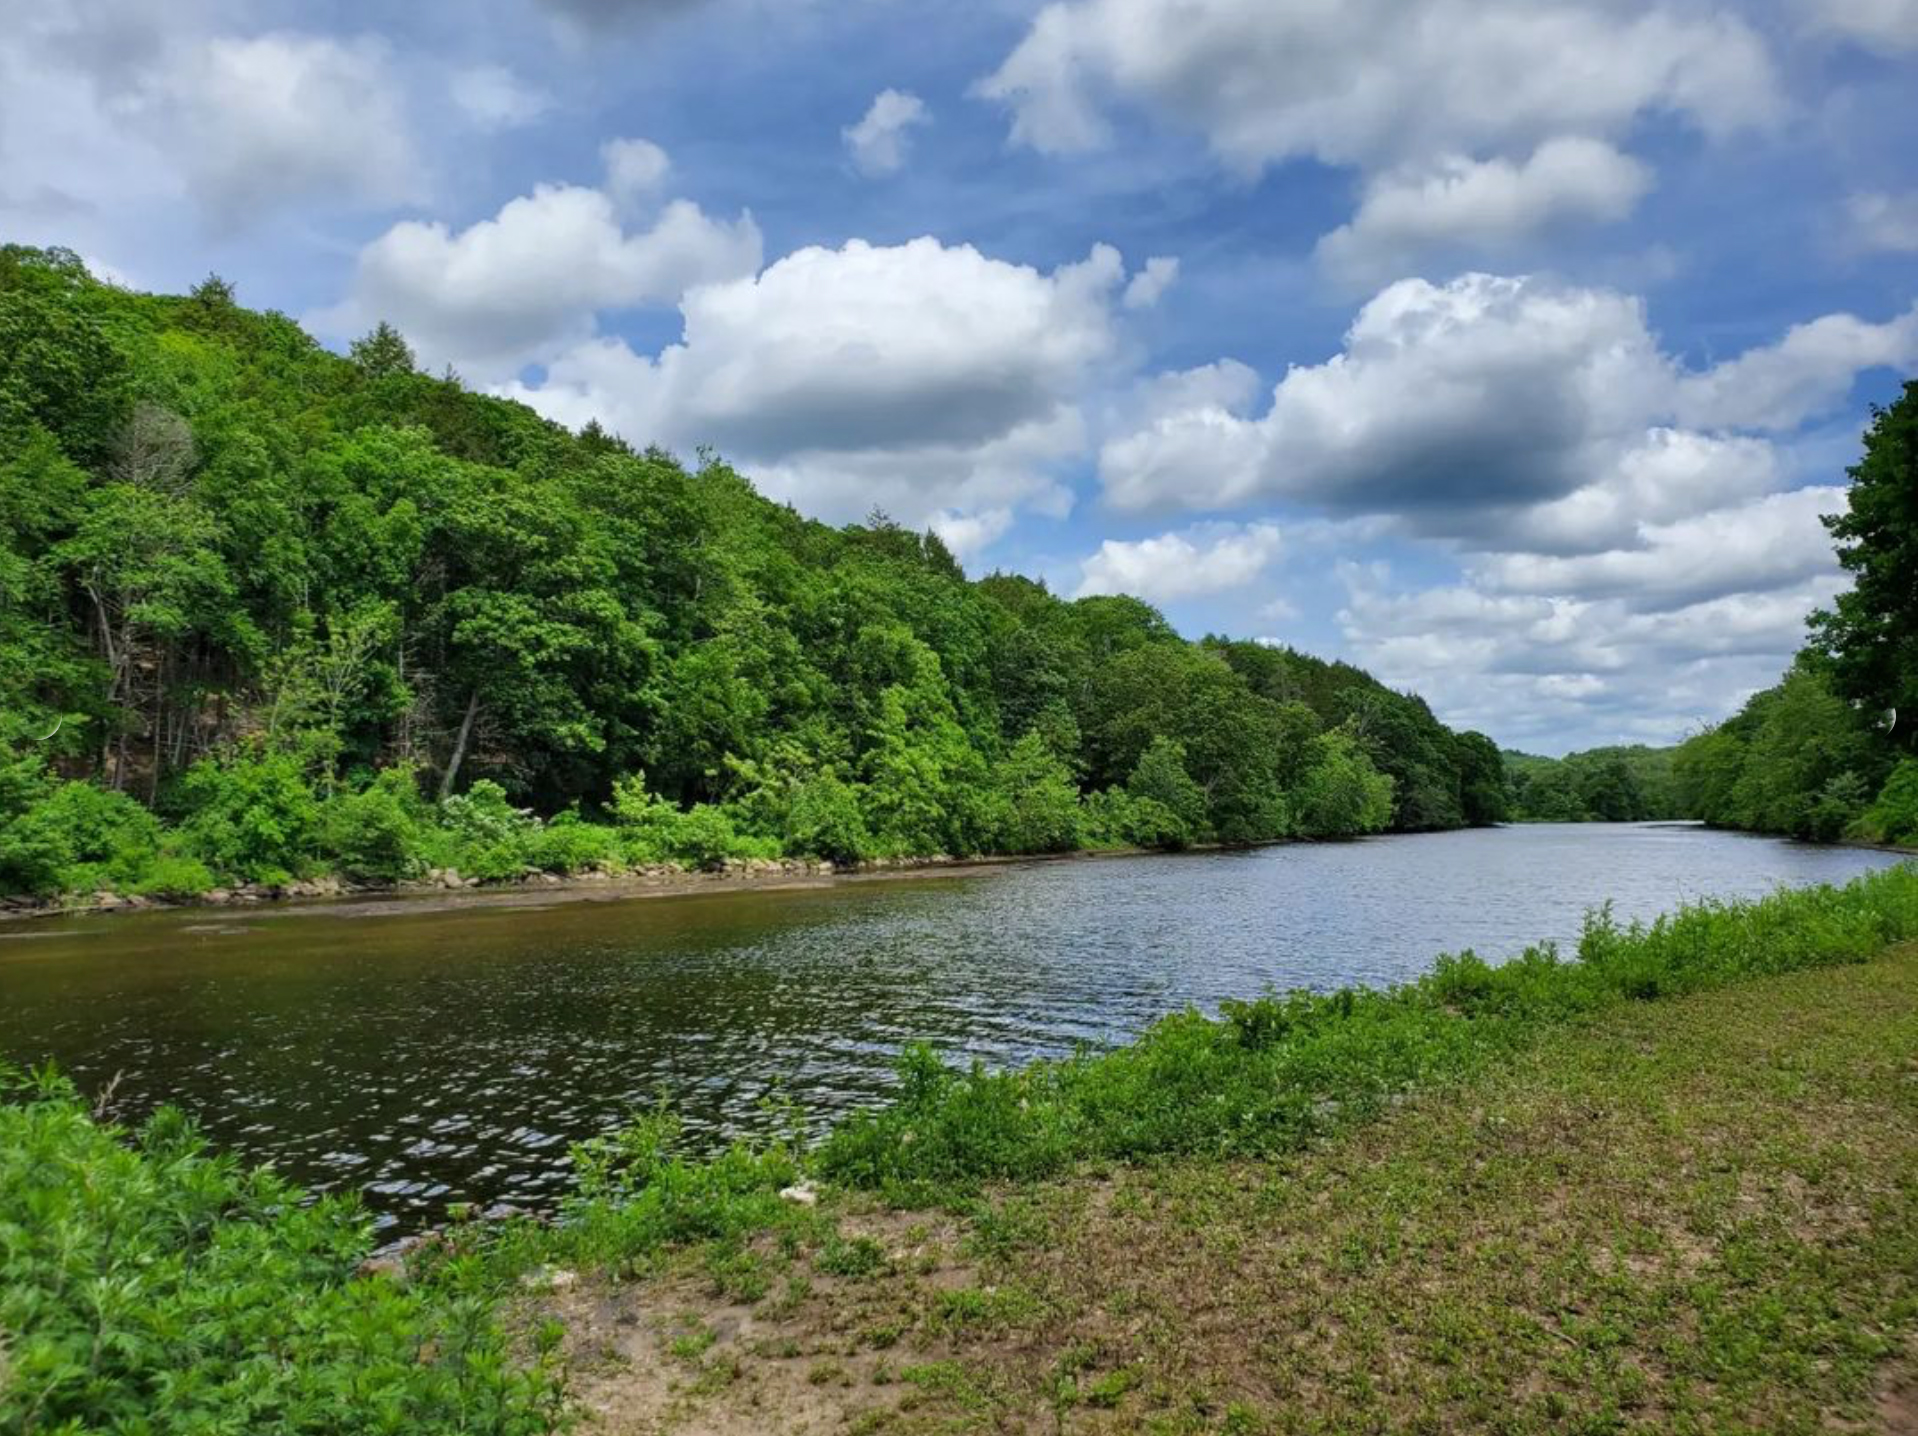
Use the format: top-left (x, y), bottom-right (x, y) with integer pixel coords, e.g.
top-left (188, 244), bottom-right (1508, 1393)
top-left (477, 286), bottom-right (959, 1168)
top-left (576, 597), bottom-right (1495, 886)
top-left (979, 0), bottom-right (1776, 171)
top-left (1336, 564), bottom-right (1849, 752)
top-left (1099, 274), bottom-right (1910, 542)
top-left (318, 182), bottom-right (761, 380)
top-left (1316, 138), bottom-right (1653, 286)
top-left (843, 89), bottom-right (930, 176)
top-left (0, 9), bottom-right (429, 238)
top-left (1673, 303), bottom-right (1918, 431)
top-left (602, 137), bottom-right (672, 207)
top-left (1075, 522), bottom-right (1282, 600)
top-left (449, 65), bottom-right (550, 132)
top-left (1476, 485), bottom-right (1846, 611)
top-left (1122, 255), bottom-right (1179, 309)
top-left (1798, 0), bottom-right (1918, 50)
top-left (1849, 191), bottom-right (1918, 253)
top-left (1100, 274), bottom-right (1672, 521)
top-left (169, 34), bottom-right (423, 220)
top-left (507, 237), bottom-right (1131, 538)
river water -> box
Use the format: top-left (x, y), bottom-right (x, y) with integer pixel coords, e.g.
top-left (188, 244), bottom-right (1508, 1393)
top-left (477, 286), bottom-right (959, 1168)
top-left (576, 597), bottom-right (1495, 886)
top-left (0, 824), bottom-right (1903, 1232)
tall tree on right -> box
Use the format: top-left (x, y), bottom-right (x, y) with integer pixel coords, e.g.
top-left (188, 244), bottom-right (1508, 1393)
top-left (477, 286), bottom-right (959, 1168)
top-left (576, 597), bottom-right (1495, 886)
top-left (1813, 380), bottom-right (1918, 740)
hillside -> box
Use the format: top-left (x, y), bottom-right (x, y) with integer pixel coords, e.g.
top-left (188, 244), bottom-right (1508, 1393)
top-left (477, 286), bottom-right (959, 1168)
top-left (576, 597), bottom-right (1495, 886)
top-left (0, 244), bottom-right (1505, 901)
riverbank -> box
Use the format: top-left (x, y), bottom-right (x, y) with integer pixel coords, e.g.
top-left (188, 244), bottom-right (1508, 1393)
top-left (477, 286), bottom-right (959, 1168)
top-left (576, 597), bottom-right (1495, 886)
top-left (531, 940), bottom-right (1918, 1434)
top-left (0, 839), bottom-right (1242, 926)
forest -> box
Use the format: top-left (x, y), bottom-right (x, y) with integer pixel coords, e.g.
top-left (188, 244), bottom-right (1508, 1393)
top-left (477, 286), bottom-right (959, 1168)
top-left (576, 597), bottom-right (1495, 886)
top-left (1503, 745), bottom-right (1680, 823)
top-left (0, 245), bottom-right (1509, 903)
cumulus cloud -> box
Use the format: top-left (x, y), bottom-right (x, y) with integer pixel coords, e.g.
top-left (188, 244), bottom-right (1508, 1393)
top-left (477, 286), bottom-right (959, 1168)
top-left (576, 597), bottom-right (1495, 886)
top-left (843, 89), bottom-right (931, 176)
top-left (1098, 273), bottom-right (1912, 539)
top-left (1122, 255), bottom-right (1179, 309)
top-left (1074, 522), bottom-right (1282, 600)
top-left (0, 5), bottom-right (447, 243)
top-left (979, 0), bottom-right (1776, 170)
top-left (1673, 303), bottom-right (1918, 431)
top-left (1475, 486), bottom-right (1846, 611)
top-left (1335, 565), bottom-right (1850, 752)
top-left (318, 182), bottom-right (761, 380)
top-left (1316, 139), bottom-right (1653, 286)
top-left (506, 237), bottom-right (1132, 543)
top-left (602, 137), bottom-right (672, 207)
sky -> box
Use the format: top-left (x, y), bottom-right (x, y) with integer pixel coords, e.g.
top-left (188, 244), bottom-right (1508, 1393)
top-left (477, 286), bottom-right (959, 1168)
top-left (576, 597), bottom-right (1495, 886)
top-left (4, 0), bottom-right (1915, 755)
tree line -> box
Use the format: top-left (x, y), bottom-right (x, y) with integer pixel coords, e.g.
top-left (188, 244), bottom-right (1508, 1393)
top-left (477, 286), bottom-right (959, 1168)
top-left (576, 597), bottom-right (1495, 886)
top-left (0, 246), bottom-right (1509, 901)
top-left (1672, 380), bottom-right (1918, 845)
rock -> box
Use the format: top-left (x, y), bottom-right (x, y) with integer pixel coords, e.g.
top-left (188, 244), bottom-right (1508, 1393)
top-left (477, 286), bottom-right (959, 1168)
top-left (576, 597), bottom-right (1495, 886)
top-left (519, 1266), bottom-right (579, 1292)
top-left (778, 1180), bottom-right (819, 1206)
top-left (206, 888), bottom-right (232, 904)
top-left (439, 869), bottom-right (463, 890)
top-left (94, 890), bottom-right (123, 909)
top-left (464, 876), bottom-right (481, 888)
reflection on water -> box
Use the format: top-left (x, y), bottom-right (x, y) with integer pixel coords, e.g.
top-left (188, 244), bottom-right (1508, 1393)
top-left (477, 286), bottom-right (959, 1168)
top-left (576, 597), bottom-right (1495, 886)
top-left (0, 824), bottom-right (1904, 1231)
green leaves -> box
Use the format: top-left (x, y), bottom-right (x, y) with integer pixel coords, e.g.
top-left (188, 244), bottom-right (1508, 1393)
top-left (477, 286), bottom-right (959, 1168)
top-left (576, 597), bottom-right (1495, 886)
top-left (0, 1070), bottom-right (558, 1434)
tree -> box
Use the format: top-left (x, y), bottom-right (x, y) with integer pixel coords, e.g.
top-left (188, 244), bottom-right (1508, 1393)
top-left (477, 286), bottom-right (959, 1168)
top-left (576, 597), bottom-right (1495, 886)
top-left (1293, 730), bottom-right (1394, 838)
top-left (350, 322), bottom-right (417, 379)
top-left (1125, 737), bottom-right (1205, 845)
top-left (1812, 380), bottom-right (1918, 733)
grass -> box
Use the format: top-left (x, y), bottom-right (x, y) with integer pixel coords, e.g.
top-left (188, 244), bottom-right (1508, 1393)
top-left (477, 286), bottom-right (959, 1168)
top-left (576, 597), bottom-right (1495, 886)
top-left (542, 940), bottom-right (1918, 1434)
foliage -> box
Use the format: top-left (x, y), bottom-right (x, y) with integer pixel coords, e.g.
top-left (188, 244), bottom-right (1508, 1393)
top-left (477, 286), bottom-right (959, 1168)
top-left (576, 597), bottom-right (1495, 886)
top-left (1811, 379), bottom-right (1918, 727)
top-left (173, 749), bottom-right (324, 884)
top-left (320, 765), bottom-right (428, 881)
top-left (1505, 745), bottom-right (1679, 823)
top-left (1673, 659), bottom-right (1890, 841)
top-left (0, 1066), bottom-right (559, 1434)
top-left (0, 243), bottom-right (1504, 900)
top-left (1853, 757), bottom-right (1918, 845)
top-left (1291, 729), bottom-right (1395, 838)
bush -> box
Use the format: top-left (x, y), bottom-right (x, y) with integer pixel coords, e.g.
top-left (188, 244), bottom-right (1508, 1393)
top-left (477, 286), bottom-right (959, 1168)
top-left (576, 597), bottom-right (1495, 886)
top-left (320, 766), bottom-right (427, 881)
top-left (125, 853), bottom-right (217, 900)
top-left (983, 732), bottom-right (1084, 854)
top-left (0, 774), bottom-right (162, 895)
top-left (1081, 788), bottom-right (1188, 850)
top-left (174, 750), bottom-right (322, 884)
top-left (522, 808), bottom-right (623, 874)
top-left (783, 773), bottom-right (872, 865)
top-left (0, 1067), bottom-right (558, 1434)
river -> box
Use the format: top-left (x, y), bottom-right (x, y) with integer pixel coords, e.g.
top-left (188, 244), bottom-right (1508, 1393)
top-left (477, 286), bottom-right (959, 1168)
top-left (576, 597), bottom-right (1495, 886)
top-left (0, 823), bottom-right (1904, 1232)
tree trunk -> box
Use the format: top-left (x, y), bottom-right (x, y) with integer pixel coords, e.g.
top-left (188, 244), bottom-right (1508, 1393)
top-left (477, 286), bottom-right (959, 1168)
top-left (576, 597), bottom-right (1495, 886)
top-left (438, 690), bottom-right (480, 801)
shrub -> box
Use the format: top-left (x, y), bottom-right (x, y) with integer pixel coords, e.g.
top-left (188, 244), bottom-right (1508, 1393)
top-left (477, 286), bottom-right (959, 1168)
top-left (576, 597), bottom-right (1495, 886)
top-left (983, 732), bottom-right (1084, 855)
top-left (174, 750), bottom-right (322, 884)
top-left (783, 773), bottom-right (872, 865)
top-left (125, 853), bottom-right (217, 900)
top-left (0, 1067), bottom-right (558, 1434)
top-left (1081, 788), bottom-right (1188, 850)
top-left (320, 766), bottom-right (426, 881)
top-left (0, 775), bottom-right (162, 895)
top-left (522, 808), bottom-right (623, 874)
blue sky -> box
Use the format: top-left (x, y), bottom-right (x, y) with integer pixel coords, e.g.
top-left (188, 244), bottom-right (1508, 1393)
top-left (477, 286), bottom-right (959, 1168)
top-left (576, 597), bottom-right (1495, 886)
top-left (5, 0), bottom-right (1916, 753)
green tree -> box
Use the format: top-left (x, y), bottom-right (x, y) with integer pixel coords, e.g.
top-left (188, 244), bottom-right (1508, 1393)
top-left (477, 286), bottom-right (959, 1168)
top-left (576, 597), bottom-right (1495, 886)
top-left (1812, 380), bottom-right (1918, 731)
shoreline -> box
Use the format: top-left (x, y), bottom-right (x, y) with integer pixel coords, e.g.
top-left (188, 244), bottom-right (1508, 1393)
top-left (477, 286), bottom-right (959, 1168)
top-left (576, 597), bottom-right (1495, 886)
top-left (0, 842), bottom-right (1187, 927)
top-left (9, 820), bottom-right (1909, 929)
